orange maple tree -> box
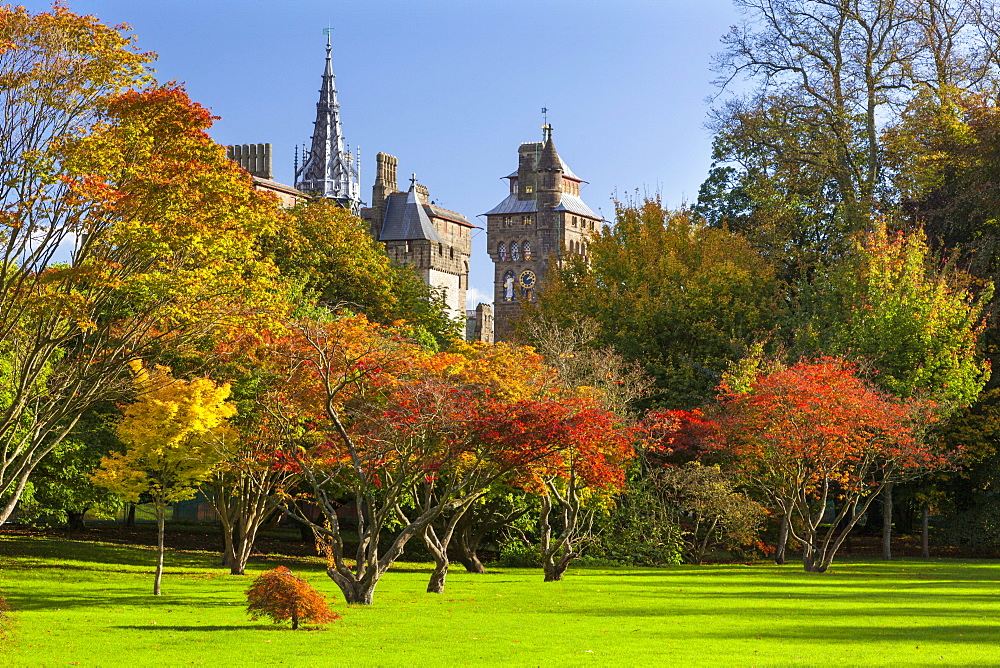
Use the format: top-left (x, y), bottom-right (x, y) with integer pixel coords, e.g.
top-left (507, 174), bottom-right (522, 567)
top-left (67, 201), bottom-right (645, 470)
top-left (711, 357), bottom-right (949, 572)
top-left (246, 566), bottom-right (339, 630)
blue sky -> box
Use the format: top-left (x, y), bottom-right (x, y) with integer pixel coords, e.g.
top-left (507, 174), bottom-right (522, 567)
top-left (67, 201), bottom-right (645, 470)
top-left (25, 0), bottom-right (742, 307)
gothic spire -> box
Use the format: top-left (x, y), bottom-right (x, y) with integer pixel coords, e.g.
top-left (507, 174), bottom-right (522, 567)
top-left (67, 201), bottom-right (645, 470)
top-left (294, 31), bottom-right (362, 213)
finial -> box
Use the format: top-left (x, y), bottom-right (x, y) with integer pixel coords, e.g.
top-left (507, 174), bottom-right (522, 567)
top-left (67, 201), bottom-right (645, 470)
top-left (542, 106), bottom-right (548, 126)
top-left (323, 26), bottom-right (332, 51)
top-left (410, 173), bottom-right (418, 188)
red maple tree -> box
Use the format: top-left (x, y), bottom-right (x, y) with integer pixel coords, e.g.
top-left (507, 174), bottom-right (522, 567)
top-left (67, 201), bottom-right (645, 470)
top-left (712, 357), bottom-right (949, 572)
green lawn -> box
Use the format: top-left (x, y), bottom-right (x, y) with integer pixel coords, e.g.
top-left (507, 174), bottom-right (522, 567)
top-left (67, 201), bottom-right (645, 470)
top-left (1, 534), bottom-right (999, 666)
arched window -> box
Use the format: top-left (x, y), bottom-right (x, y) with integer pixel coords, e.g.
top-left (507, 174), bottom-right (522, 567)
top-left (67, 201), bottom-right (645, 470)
top-left (498, 242), bottom-right (506, 262)
top-left (523, 241), bottom-right (531, 260)
top-left (511, 242), bottom-right (520, 261)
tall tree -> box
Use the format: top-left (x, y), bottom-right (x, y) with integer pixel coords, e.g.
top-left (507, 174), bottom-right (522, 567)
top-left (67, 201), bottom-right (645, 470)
top-left (702, 0), bottom-right (1000, 270)
top-left (0, 10), bottom-right (285, 526)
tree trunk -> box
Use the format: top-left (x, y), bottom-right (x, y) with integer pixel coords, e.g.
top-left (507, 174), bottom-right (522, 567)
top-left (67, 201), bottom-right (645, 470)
top-left (801, 537), bottom-right (815, 571)
top-left (125, 502), bottom-right (136, 527)
top-left (154, 503), bottom-right (165, 596)
top-left (543, 560), bottom-right (565, 582)
top-left (427, 562), bottom-right (448, 594)
top-left (227, 522), bottom-right (246, 575)
top-left (66, 511), bottom-right (87, 531)
top-left (882, 483), bottom-right (893, 561)
top-left (291, 609), bottom-right (299, 630)
top-left (775, 513), bottom-right (790, 565)
top-left (327, 568), bottom-right (376, 605)
top-left (922, 504), bottom-right (930, 559)
top-left (456, 522), bottom-right (486, 574)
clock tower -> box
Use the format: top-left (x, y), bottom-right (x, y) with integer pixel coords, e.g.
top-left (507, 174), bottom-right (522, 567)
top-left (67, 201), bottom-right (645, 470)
top-left (483, 126), bottom-right (602, 340)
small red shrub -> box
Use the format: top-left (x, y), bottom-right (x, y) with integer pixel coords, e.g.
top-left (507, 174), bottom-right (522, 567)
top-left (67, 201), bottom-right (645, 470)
top-left (245, 566), bottom-right (339, 630)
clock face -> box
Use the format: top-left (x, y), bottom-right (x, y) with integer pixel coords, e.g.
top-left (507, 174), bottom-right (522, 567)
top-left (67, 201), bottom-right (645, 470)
top-left (519, 270), bottom-right (537, 288)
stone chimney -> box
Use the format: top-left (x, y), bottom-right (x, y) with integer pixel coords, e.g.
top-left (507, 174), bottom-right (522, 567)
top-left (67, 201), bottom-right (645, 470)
top-left (226, 143), bottom-right (273, 180)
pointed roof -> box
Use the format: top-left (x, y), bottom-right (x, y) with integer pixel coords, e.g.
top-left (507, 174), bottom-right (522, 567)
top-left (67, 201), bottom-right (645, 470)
top-left (537, 126), bottom-right (561, 174)
top-left (484, 126), bottom-right (598, 218)
top-left (379, 183), bottom-right (442, 242)
top-left (294, 33), bottom-right (362, 212)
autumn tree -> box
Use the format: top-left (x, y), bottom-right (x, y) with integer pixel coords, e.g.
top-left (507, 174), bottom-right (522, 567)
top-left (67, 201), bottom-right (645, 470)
top-left (515, 399), bottom-right (634, 582)
top-left (92, 364), bottom-right (235, 595)
top-left (205, 429), bottom-right (296, 576)
top-left (246, 566), bottom-right (339, 630)
top-left (537, 199), bottom-right (780, 408)
top-left (790, 222), bottom-right (991, 555)
top-left (261, 314), bottom-right (465, 604)
top-left (713, 357), bottom-right (947, 572)
top-left (0, 5), bottom-right (285, 525)
top-left (199, 328), bottom-right (300, 576)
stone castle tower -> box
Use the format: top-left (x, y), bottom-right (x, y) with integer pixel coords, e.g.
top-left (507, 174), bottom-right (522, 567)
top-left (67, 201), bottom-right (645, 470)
top-left (484, 126), bottom-right (601, 339)
top-left (362, 152), bottom-right (475, 324)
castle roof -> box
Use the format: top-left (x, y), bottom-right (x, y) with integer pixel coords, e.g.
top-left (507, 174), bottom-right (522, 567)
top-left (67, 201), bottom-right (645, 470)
top-left (553, 193), bottom-right (599, 218)
top-left (293, 33), bottom-right (362, 212)
top-left (426, 204), bottom-right (477, 228)
top-left (504, 154), bottom-right (582, 182)
top-left (379, 187), bottom-right (442, 242)
top-left (482, 192), bottom-right (598, 219)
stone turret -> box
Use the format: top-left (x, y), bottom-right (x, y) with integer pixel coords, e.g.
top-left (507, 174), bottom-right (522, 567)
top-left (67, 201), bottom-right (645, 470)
top-left (370, 152), bottom-right (398, 238)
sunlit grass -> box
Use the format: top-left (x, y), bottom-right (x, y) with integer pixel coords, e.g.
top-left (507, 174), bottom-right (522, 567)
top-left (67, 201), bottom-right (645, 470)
top-left (2, 534), bottom-right (999, 666)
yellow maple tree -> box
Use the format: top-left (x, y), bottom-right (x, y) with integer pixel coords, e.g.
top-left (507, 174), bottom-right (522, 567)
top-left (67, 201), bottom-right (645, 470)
top-left (93, 362), bottom-right (236, 595)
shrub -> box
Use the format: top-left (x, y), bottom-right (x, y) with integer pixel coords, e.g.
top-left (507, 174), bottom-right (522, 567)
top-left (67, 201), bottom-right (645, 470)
top-left (496, 537), bottom-right (542, 567)
top-left (245, 567), bottom-right (339, 630)
top-left (588, 478), bottom-right (684, 567)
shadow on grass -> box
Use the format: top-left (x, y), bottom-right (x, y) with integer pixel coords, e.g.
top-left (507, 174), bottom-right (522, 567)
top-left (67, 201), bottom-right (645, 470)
top-left (114, 624), bottom-right (284, 632)
top-left (0, 537), bottom-right (215, 570)
top-left (689, 622), bottom-right (1000, 647)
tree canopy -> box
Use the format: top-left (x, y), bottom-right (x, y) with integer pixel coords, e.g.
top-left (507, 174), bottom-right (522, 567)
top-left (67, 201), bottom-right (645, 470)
top-left (535, 198), bottom-right (781, 408)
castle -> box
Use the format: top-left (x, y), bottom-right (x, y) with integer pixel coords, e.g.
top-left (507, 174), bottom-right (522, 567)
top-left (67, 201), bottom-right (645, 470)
top-left (360, 154), bottom-right (475, 324)
top-left (229, 37), bottom-right (600, 344)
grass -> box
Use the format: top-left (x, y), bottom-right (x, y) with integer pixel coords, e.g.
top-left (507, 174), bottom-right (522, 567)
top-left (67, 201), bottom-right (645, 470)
top-left (2, 534), bottom-right (1000, 666)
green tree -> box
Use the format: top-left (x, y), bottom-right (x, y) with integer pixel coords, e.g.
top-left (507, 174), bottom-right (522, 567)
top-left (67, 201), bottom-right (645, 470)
top-left (264, 201), bottom-right (460, 345)
top-left (14, 403), bottom-right (123, 529)
top-left (791, 222), bottom-right (991, 411)
top-left (536, 199), bottom-right (781, 408)
top-left (92, 364), bottom-right (235, 595)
